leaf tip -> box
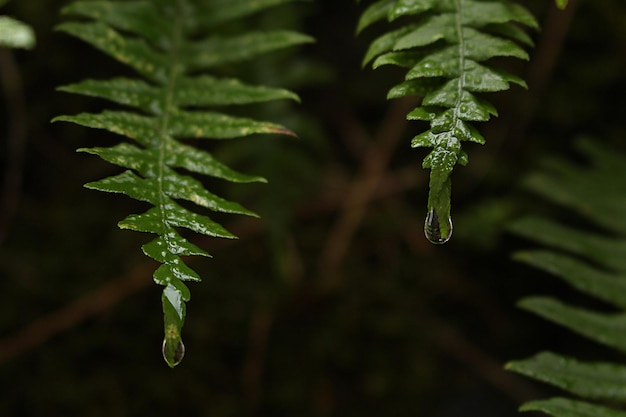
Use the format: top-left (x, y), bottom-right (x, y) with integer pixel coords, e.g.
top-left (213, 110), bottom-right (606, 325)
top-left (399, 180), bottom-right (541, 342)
top-left (272, 126), bottom-right (298, 138)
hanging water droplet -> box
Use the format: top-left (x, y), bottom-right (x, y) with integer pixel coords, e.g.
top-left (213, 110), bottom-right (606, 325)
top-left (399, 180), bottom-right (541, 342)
top-left (424, 209), bottom-right (453, 244)
top-left (162, 338), bottom-right (185, 367)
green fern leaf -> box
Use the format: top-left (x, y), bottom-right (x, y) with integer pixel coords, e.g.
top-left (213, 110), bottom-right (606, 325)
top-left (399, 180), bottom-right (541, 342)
top-left (356, 0), bottom-right (395, 34)
top-left (514, 250), bottom-right (626, 309)
top-left (507, 352), bottom-right (626, 402)
top-left (55, 0), bottom-right (312, 367)
top-left (0, 0), bottom-right (35, 50)
top-left (555, 0), bottom-right (569, 10)
top-left (507, 139), bottom-right (626, 416)
top-left (194, 0), bottom-right (310, 28)
top-left (521, 138), bottom-right (626, 235)
top-left (520, 397), bottom-right (626, 417)
top-left (509, 217), bottom-right (626, 274)
top-left (184, 31), bottom-right (314, 69)
top-left (359, 0), bottom-right (537, 243)
top-left (519, 297), bottom-right (626, 354)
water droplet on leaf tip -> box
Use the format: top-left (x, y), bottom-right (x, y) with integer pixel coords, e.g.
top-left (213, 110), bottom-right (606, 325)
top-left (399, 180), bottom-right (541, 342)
top-left (162, 338), bottom-right (185, 367)
top-left (424, 209), bottom-right (453, 244)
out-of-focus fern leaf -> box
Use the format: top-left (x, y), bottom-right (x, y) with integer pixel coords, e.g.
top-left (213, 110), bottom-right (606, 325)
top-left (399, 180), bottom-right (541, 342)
top-left (510, 218), bottom-right (626, 273)
top-left (506, 138), bottom-right (626, 416)
top-left (514, 251), bottom-right (626, 308)
top-left (0, 0), bottom-right (35, 49)
top-left (518, 297), bottom-right (626, 353)
top-left (520, 397), bottom-right (626, 417)
top-left (358, 0), bottom-right (537, 243)
top-left (521, 138), bottom-right (626, 235)
top-left (555, 0), bottom-right (569, 10)
top-left (508, 352), bottom-right (626, 402)
top-left (55, 0), bottom-right (313, 367)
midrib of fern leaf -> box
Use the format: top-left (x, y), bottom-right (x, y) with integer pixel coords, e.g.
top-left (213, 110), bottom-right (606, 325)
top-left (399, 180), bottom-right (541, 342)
top-left (54, 0), bottom-right (312, 367)
top-left (359, 0), bottom-right (537, 244)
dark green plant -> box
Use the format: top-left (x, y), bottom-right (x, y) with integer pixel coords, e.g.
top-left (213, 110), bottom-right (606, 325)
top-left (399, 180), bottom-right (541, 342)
top-left (506, 138), bottom-right (626, 417)
top-left (5, 0), bottom-right (626, 415)
top-left (357, 0), bottom-right (555, 244)
top-left (54, 0), bottom-right (312, 367)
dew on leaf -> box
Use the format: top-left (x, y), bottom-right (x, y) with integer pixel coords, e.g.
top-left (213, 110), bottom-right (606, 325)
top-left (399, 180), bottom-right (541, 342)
top-left (424, 209), bottom-right (453, 244)
top-left (162, 338), bottom-right (185, 367)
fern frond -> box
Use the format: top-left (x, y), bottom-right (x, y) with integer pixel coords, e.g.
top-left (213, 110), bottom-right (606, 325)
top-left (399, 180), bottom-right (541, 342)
top-left (359, 0), bottom-right (537, 243)
top-left (520, 397), bottom-right (626, 417)
top-left (0, 0), bottom-right (35, 49)
top-left (55, 0), bottom-right (313, 367)
top-left (506, 138), bottom-right (626, 416)
top-left (555, 0), bottom-right (569, 10)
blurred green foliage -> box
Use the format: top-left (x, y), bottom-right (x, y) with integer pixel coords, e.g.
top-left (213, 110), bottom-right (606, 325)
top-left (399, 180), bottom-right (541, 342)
top-left (506, 138), bottom-right (626, 417)
top-left (1, 0), bottom-right (626, 416)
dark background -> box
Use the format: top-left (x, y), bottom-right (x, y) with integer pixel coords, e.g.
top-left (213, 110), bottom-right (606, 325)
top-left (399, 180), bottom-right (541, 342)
top-left (1, 0), bottom-right (625, 416)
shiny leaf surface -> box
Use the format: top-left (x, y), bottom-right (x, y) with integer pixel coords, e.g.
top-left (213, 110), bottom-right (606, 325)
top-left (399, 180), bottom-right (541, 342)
top-left (57, 0), bottom-right (305, 367)
top-left (360, 0), bottom-right (536, 242)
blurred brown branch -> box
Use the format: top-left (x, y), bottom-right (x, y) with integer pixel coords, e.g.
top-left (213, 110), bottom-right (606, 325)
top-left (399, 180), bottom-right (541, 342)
top-left (0, 166), bottom-right (424, 366)
top-left (0, 263), bottom-right (151, 364)
top-left (317, 97), bottom-right (418, 291)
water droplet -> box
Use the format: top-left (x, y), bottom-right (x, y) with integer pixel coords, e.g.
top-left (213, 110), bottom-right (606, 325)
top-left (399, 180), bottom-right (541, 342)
top-left (162, 338), bottom-right (185, 367)
top-left (424, 209), bottom-right (453, 244)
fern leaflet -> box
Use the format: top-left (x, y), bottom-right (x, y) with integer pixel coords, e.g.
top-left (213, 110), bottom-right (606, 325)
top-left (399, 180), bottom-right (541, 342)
top-left (555, 0), bottom-right (569, 9)
top-left (0, 0), bottom-right (35, 49)
top-left (55, 0), bottom-right (313, 367)
top-left (507, 138), bottom-right (626, 417)
top-left (358, 0), bottom-right (537, 243)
